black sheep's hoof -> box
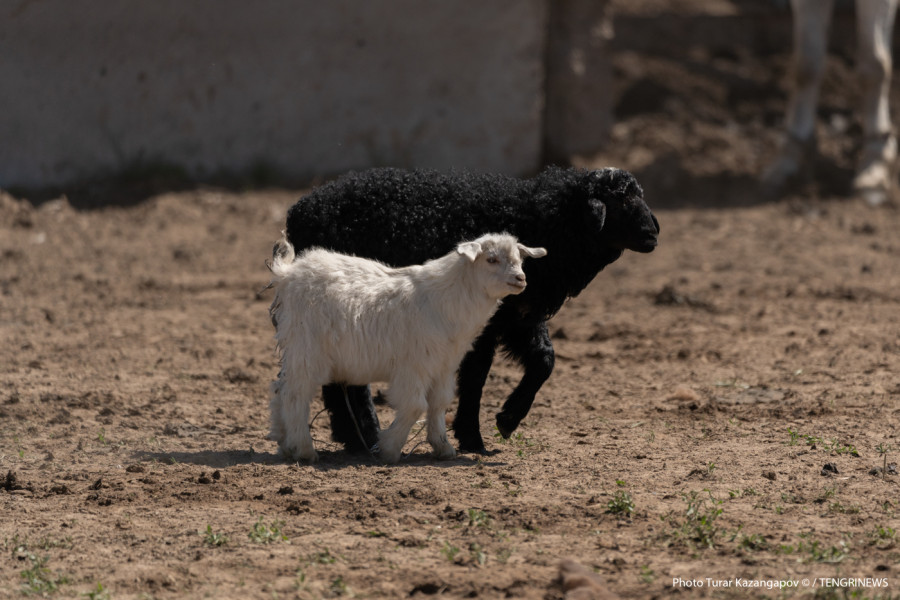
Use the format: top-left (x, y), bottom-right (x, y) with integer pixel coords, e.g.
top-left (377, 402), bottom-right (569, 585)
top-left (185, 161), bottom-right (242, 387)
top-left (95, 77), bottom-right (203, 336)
top-left (455, 431), bottom-right (489, 455)
top-left (495, 412), bottom-right (520, 440)
top-left (341, 438), bottom-right (374, 455)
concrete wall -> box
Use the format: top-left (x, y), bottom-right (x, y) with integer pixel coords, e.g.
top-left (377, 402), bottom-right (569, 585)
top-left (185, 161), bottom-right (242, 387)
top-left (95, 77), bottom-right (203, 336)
top-left (1, 1), bottom-right (552, 188)
top-left (544, 0), bottom-right (613, 164)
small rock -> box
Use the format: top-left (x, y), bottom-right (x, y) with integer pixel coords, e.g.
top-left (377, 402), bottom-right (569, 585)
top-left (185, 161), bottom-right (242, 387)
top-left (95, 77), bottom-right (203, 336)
top-left (762, 471), bottom-right (777, 481)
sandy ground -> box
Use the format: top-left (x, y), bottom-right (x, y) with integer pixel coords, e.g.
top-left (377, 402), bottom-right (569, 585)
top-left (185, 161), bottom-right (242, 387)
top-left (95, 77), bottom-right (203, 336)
top-left (2, 2), bottom-right (900, 599)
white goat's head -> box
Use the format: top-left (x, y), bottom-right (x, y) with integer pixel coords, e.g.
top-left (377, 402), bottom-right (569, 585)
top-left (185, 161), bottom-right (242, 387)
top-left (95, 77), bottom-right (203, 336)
top-left (456, 233), bottom-right (547, 298)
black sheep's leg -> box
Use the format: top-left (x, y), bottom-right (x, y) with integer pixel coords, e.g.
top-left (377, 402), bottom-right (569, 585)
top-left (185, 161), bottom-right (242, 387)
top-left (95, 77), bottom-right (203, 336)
top-left (453, 326), bottom-right (499, 455)
top-left (321, 383), bottom-right (381, 454)
top-left (495, 321), bottom-right (555, 439)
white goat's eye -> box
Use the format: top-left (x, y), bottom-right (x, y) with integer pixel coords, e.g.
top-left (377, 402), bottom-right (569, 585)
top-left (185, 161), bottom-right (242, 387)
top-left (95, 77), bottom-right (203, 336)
top-left (486, 256), bottom-right (499, 264)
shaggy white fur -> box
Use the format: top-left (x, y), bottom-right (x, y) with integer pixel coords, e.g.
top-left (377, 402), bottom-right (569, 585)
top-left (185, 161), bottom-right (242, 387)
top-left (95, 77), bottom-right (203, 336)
top-left (268, 233), bottom-right (546, 463)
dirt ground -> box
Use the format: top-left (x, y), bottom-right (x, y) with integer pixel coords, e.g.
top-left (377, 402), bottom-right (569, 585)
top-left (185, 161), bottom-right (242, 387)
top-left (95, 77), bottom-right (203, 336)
top-left (2, 3), bottom-right (900, 599)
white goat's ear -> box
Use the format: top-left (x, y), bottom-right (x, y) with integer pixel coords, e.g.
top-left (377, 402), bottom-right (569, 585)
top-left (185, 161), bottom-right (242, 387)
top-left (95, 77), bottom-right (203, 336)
top-left (456, 241), bottom-right (482, 262)
top-left (518, 244), bottom-right (547, 259)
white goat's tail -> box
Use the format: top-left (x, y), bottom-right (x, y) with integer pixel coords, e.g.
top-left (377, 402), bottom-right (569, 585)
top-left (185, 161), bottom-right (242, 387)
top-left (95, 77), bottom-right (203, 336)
top-left (270, 231), bottom-right (296, 278)
top-left (268, 232), bottom-right (295, 329)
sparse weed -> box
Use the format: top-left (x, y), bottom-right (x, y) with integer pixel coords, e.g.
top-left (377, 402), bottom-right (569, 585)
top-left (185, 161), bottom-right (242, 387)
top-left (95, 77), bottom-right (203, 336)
top-left (248, 516), bottom-right (288, 544)
top-left (502, 482), bottom-right (523, 497)
top-left (869, 525), bottom-right (896, 548)
top-left (639, 565), bottom-right (655, 584)
top-left (81, 582), bottom-right (111, 600)
top-left (330, 576), bottom-right (350, 596)
top-left (824, 438), bottom-right (859, 456)
top-left (776, 535), bottom-right (849, 564)
top-left (829, 501), bottom-right (860, 515)
top-left (737, 533), bottom-right (769, 551)
top-left (495, 546), bottom-right (514, 565)
top-left (730, 487), bottom-right (758, 499)
top-left (876, 443), bottom-right (893, 480)
top-left (20, 553), bottom-right (68, 596)
top-left (294, 567), bottom-right (307, 590)
top-left (469, 542), bottom-right (487, 567)
top-left (467, 509), bottom-right (490, 528)
top-left (308, 548), bottom-right (337, 564)
top-left (663, 491), bottom-right (723, 550)
top-left (441, 541), bottom-right (460, 562)
top-left (607, 491), bottom-right (635, 517)
top-left (492, 428), bottom-right (538, 456)
top-left (202, 525), bottom-right (228, 547)
top-left (787, 429), bottom-right (859, 456)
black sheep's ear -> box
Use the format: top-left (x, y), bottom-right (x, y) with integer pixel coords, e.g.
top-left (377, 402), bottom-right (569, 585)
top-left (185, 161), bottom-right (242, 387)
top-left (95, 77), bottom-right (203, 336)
top-left (587, 198), bottom-right (607, 230)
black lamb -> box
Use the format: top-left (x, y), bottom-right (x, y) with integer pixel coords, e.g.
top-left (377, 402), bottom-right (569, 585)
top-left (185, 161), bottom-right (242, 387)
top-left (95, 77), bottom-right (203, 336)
top-left (283, 166), bottom-right (659, 455)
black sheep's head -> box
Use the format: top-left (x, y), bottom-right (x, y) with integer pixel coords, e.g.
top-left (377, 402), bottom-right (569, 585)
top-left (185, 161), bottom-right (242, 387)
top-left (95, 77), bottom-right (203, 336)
top-left (580, 168), bottom-right (659, 253)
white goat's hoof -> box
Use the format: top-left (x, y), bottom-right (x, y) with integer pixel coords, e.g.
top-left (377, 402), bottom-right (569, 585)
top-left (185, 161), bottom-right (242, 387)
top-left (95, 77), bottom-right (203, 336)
top-left (280, 445), bottom-right (318, 463)
top-left (432, 445), bottom-right (457, 460)
top-left (377, 442), bottom-right (402, 464)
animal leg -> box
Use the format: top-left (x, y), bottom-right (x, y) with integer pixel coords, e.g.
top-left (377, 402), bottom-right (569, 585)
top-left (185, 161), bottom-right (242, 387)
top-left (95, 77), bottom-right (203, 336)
top-left (268, 368), bottom-right (287, 444)
top-left (495, 321), bottom-right (555, 439)
top-left (321, 383), bottom-right (381, 453)
top-left (378, 379), bottom-right (427, 464)
top-left (277, 375), bottom-right (319, 463)
top-left (426, 375), bottom-right (457, 459)
top-left (453, 326), bottom-right (499, 455)
top-left (762, 0), bottom-right (834, 191)
top-left (853, 0), bottom-right (898, 204)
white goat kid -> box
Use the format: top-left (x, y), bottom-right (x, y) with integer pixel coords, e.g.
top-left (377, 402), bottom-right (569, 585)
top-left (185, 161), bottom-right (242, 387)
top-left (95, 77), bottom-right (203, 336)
top-left (268, 233), bottom-right (547, 463)
top-left (764, 0), bottom-right (898, 204)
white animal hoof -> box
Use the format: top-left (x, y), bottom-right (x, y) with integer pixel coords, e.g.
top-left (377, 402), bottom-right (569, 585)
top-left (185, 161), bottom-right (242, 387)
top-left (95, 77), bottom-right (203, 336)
top-left (280, 445), bottom-right (319, 463)
top-left (378, 447), bottom-right (402, 464)
top-left (433, 445), bottom-right (457, 460)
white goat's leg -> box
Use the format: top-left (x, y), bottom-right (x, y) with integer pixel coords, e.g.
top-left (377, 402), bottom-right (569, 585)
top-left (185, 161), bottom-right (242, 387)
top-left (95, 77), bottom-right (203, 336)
top-left (853, 0), bottom-right (898, 203)
top-left (425, 375), bottom-right (457, 460)
top-left (268, 370), bottom-right (287, 444)
top-left (378, 378), bottom-right (427, 463)
top-left (763, 0), bottom-right (834, 189)
top-left (278, 373), bottom-right (319, 463)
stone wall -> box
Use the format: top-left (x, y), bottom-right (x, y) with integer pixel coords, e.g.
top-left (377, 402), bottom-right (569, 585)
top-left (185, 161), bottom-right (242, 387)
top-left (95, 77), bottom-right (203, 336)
top-left (0, 1), bottom-right (610, 188)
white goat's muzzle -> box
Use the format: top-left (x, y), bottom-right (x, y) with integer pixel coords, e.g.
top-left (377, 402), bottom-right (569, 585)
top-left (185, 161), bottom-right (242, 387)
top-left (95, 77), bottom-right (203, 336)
top-left (508, 274), bottom-right (527, 291)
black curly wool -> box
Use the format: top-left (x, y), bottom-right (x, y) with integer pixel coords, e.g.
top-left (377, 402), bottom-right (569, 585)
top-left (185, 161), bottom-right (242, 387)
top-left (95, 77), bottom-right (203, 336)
top-left (284, 166), bottom-right (659, 454)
